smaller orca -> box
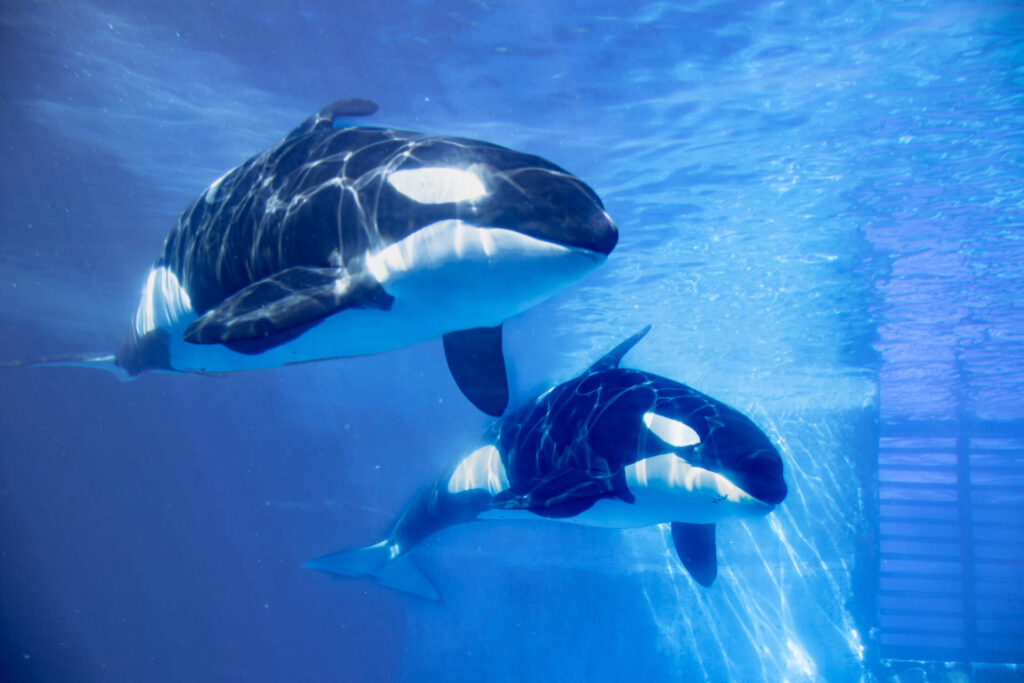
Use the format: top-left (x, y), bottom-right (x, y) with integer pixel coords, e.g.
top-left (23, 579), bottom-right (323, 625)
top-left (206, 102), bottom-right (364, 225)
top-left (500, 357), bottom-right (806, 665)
top-left (5, 98), bottom-right (617, 416)
top-left (304, 326), bottom-right (787, 601)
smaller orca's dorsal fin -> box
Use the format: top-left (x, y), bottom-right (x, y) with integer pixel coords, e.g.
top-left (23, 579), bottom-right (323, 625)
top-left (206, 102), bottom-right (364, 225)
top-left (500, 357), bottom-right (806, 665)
top-left (588, 325), bottom-right (652, 372)
top-left (317, 97), bottom-right (379, 128)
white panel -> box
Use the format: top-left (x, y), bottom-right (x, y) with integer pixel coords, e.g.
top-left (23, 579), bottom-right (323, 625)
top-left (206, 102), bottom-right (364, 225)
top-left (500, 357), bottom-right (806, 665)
top-left (365, 220), bottom-right (573, 284)
top-left (620, 453), bottom-right (774, 525)
top-left (447, 445), bottom-right (510, 495)
top-left (132, 267), bottom-right (194, 336)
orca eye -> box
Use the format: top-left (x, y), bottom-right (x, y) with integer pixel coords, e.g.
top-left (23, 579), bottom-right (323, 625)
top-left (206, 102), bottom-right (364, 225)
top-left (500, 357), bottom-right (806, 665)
top-left (642, 411), bottom-right (700, 448)
top-left (387, 166), bottom-right (488, 204)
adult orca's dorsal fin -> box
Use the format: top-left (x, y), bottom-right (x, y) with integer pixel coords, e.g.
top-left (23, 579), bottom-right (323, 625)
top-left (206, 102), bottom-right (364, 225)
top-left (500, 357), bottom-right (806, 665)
top-left (588, 325), bottom-right (652, 372)
top-left (317, 98), bottom-right (379, 128)
top-left (287, 98), bottom-right (379, 143)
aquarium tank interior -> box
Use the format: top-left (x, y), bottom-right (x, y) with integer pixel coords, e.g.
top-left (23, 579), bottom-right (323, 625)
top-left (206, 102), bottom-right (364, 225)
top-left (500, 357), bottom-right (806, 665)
top-left (0, 1), bottom-right (1022, 681)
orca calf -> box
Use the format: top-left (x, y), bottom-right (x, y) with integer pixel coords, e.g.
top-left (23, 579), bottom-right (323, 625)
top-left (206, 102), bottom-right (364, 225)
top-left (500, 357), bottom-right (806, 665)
top-left (304, 326), bottom-right (787, 601)
top-left (14, 98), bottom-right (617, 416)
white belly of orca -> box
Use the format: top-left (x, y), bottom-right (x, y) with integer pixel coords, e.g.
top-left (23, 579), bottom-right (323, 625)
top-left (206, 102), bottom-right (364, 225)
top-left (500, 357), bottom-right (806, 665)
top-left (135, 221), bottom-right (604, 374)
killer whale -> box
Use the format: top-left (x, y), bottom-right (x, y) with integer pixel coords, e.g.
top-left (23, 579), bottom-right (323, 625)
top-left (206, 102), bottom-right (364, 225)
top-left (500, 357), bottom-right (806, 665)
top-left (304, 326), bottom-right (787, 600)
top-left (11, 98), bottom-right (617, 416)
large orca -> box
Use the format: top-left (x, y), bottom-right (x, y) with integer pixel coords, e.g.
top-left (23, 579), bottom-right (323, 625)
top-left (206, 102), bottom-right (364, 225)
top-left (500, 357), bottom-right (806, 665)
top-left (304, 326), bottom-right (787, 601)
top-left (13, 98), bottom-right (616, 415)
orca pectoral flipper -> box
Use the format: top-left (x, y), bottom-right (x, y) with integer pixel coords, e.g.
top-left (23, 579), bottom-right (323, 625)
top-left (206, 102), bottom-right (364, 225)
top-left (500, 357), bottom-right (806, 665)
top-left (671, 522), bottom-right (717, 587)
top-left (183, 266), bottom-right (394, 347)
top-left (491, 469), bottom-right (618, 518)
top-left (443, 325), bottom-right (509, 417)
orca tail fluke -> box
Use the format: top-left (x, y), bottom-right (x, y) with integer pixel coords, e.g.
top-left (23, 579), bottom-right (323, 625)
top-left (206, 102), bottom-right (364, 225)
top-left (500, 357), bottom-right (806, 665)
top-left (302, 542), bottom-right (441, 602)
top-left (0, 353), bottom-right (131, 381)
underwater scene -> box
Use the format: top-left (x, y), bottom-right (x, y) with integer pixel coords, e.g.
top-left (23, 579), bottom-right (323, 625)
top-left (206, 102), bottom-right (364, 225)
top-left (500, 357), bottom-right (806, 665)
top-left (1, 1), bottom-right (1022, 681)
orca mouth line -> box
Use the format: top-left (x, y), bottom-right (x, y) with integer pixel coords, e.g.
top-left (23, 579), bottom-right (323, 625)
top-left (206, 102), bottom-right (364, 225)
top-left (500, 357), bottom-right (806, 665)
top-left (722, 487), bottom-right (777, 516)
top-left (724, 475), bottom-right (785, 507)
top-left (729, 487), bottom-right (778, 514)
top-left (529, 237), bottom-right (608, 260)
top-left (575, 247), bottom-right (609, 262)
top-left (514, 229), bottom-right (613, 260)
top-left (715, 458), bottom-right (788, 508)
top-left (749, 490), bottom-right (786, 508)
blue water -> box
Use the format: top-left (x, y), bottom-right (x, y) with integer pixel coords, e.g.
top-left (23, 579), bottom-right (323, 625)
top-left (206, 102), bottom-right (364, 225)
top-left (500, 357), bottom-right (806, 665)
top-left (1, 1), bottom-right (1022, 681)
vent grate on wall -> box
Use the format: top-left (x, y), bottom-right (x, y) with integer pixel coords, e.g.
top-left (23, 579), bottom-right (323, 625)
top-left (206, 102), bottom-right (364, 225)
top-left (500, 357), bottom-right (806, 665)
top-left (877, 419), bottom-right (1024, 664)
